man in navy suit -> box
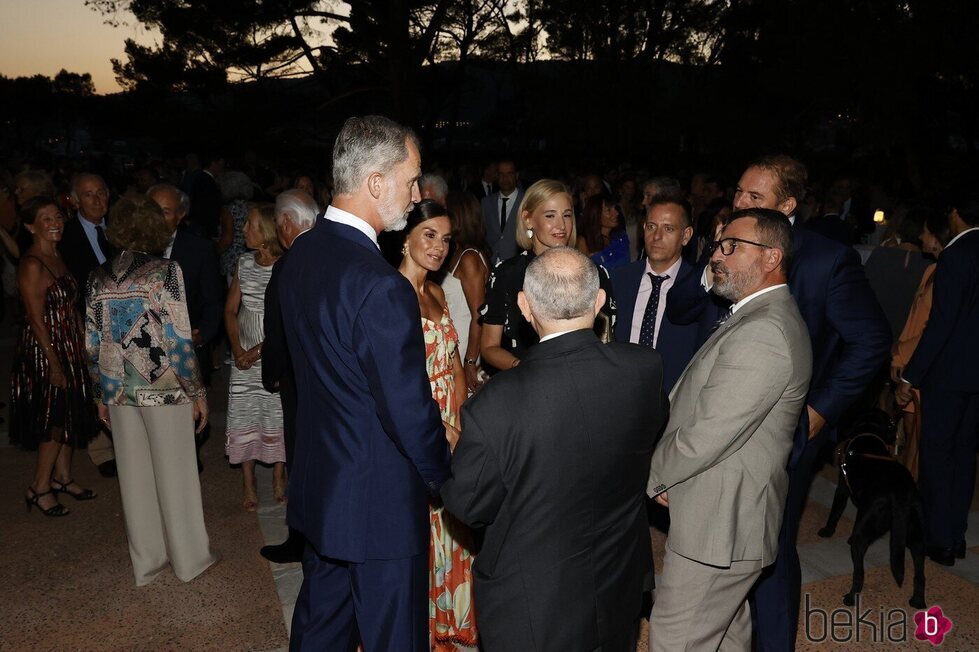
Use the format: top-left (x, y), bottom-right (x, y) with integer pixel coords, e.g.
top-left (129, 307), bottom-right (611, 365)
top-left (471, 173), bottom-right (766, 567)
top-left (900, 194), bottom-right (979, 566)
top-left (668, 155), bottom-right (891, 650)
top-left (281, 116), bottom-right (451, 651)
top-left (610, 198), bottom-right (700, 392)
top-left (482, 159), bottom-right (523, 264)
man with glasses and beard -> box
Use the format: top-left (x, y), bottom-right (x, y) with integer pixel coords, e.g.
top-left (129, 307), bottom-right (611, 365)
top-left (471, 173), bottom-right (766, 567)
top-left (647, 208), bottom-right (812, 649)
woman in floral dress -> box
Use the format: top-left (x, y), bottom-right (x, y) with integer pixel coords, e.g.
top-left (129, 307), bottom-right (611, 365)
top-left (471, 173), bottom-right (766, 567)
top-left (398, 200), bottom-right (478, 650)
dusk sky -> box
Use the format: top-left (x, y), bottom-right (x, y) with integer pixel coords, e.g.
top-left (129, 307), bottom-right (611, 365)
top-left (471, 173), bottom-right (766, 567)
top-left (0, 1), bottom-right (156, 94)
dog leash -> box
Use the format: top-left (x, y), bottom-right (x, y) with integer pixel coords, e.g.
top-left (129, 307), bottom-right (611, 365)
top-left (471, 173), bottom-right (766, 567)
top-left (838, 433), bottom-right (896, 493)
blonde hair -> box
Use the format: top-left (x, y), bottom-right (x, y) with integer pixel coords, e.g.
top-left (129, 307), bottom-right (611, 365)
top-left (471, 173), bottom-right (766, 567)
top-left (248, 202), bottom-right (285, 258)
top-left (514, 179), bottom-right (577, 251)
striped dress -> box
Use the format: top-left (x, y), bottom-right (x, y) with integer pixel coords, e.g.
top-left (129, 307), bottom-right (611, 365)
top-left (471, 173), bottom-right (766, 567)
top-left (225, 252), bottom-right (285, 464)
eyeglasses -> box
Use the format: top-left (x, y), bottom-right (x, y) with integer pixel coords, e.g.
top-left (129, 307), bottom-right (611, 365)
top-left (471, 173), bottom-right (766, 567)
top-left (710, 237), bottom-right (773, 256)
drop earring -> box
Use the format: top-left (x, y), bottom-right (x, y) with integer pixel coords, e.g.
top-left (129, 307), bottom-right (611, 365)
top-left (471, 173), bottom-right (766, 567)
top-left (526, 228), bottom-right (533, 239)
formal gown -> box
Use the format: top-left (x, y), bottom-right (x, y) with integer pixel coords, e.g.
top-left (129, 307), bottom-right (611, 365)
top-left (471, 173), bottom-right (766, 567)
top-left (424, 310), bottom-right (478, 650)
top-left (9, 258), bottom-right (96, 449)
top-left (225, 252), bottom-right (286, 465)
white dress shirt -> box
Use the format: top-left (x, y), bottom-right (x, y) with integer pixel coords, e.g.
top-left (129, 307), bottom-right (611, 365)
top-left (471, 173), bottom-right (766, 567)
top-left (630, 257), bottom-right (683, 347)
top-left (496, 190), bottom-right (518, 229)
top-left (539, 329), bottom-right (576, 343)
top-left (324, 205), bottom-right (379, 249)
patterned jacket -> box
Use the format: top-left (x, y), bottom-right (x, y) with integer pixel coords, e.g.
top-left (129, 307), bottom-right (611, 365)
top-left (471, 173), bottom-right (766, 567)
top-left (86, 251), bottom-right (203, 406)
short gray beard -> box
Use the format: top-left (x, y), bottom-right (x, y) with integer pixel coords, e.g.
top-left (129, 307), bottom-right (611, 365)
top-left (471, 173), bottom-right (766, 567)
top-left (712, 265), bottom-right (760, 302)
top-left (379, 183), bottom-right (410, 232)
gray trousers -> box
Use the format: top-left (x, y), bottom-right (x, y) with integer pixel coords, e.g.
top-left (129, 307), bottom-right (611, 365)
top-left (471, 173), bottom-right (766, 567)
top-left (110, 404), bottom-right (216, 586)
top-left (650, 547), bottom-right (764, 651)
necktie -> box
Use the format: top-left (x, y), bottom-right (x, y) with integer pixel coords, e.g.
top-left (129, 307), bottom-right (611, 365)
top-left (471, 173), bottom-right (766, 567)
top-left (95, 224), bottom-right (113, 260)
top-left (638, 273), bottom-right (669, 347)
top-left (500, 196), bottom-right (509, 232)
top-left (710, 306), bottom-right (734, 334)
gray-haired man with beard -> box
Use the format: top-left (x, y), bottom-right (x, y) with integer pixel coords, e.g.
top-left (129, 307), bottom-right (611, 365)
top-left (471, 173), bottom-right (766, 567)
top-left (647, 208), bottom-right (812, 650)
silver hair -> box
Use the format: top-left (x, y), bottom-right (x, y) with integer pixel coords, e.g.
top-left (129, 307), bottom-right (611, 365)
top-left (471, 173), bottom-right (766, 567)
top-left (419, 173), bottom-right (448, 202)
top-left (146, 183), bottom-right (190, 215)
top-left (275, 189), bottom-right (318, 230)
top-left (220, 171), bottom-right (254, 202)
top-left (70, 173), bottom-right (107, 201)
top-left (523, 247), bottom-right (599, 321)
top-left (332, 115), bottom-right (419, 196)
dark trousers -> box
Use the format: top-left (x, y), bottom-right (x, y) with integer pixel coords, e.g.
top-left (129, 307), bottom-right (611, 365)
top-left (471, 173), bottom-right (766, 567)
top-left (290, 546), bottom-right (428, 652)
top-left (919, 388), bottom-right (979, 548)
top-left (591, 621), bottom-right (639, 652)
top-left (751, 430), bottom-right (830, 651)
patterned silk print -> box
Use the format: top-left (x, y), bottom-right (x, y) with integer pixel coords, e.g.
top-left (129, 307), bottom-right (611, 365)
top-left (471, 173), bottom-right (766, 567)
top-left (424, 309), bottom-right (479, 650)
top-left (86, 251), bottom-right (202, 407)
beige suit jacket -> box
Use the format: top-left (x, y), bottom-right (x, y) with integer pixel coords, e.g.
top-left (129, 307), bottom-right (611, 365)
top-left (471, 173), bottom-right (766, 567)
top-left (647, 285), bottom-right (812, 568)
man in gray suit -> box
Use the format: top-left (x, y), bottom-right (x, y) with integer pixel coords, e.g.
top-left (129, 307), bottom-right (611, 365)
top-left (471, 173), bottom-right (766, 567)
top-left (481, 159), bottom-right (523, 264)
top-left (647, 207), bottom-right (812, 650)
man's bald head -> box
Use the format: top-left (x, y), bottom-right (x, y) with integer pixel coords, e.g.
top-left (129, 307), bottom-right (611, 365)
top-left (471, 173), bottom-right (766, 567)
top-left (522, 247), bottom-right (600, 321)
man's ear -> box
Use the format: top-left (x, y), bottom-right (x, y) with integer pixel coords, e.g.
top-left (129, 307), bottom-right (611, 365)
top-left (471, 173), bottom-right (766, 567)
top-left (367, 172), bottom-right (384, 200)
top-left (593, 288), bottom-right (607, 316)
top-left (681, 226), bottom-right (694, 246)
top-left (517, 290), bottom-right (533, 323)
top-left (778, 196), bottom-right (798, 218)
top-left (765, 248), bottom-right (784, 274)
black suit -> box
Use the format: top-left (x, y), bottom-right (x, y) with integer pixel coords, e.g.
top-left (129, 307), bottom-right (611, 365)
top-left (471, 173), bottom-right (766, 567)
top-left (186, 170), bottom-right (222, 238)
top-left (442, 330), bottom-right (668, 651)
top-left (167, 229), bottom-right (223, 385)
top-left (905, 228), bottom-right (979, 551)
top-left (261, 252), bottom-right (297, 465)
top-left (60, 215), bottom-right (111, 312)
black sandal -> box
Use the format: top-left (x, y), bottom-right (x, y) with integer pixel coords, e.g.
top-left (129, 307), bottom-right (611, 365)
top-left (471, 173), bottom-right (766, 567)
top-left (25, 487), bottom-right (70, 517)
top-left (50, 478), bottom-right (97, 501)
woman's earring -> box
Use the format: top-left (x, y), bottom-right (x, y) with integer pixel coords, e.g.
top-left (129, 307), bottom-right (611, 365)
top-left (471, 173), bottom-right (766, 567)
top-left (526, 228), bottom-right (533, 239)
top-left (401, 244), bottom-right (408, 256)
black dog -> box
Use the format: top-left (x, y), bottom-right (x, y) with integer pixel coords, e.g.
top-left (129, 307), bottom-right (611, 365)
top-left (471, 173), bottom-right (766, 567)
top-left (818, 409), bottom-right (926, 609)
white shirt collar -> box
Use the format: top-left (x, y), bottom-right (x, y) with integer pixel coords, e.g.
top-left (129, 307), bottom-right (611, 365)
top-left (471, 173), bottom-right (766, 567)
top-left (500, 189), bottom-right (518, 200)
top-left (539, 328), bottom-right (576, 343)
top-left (325, 205), bottom-right (379, 249)
top-left (788, 215), bottom-right (796, 226)
top-left (946, 226), bottom-right (979, 249)
top-left (645, 255), bottom-right (682, 280)
top-left (731, 283), bottom-right (787, 314)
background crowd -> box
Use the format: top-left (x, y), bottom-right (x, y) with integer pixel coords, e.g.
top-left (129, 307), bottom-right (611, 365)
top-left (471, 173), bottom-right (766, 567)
top-left (2, 124), bottom-right (977, 650)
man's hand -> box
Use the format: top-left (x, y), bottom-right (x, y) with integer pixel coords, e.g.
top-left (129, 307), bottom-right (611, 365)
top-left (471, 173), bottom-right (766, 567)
top-left (443, 421), bottom-right (460, 452)
top-left (807, 405), bottom-right (827, 440)
top-left (890, 365), bottom-right (904, 385)
top-left (654, 491), bottom-right (669, 508)
top-left (97, 403), bottom-right (111, 430)
top-left (192, 328), bottom-right (203, 347)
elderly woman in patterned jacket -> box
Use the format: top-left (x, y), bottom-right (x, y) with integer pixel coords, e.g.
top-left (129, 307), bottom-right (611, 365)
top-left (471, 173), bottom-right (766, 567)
top-left (86, 195), bottom-right (217, 586)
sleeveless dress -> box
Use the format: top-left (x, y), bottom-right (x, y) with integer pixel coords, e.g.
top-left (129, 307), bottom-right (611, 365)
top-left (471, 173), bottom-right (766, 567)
top-left (424, 310), bottom-right (478, 650)
top-left (440, 249), bottom-right (488, 361)
top-left (225, 252), bottom-right (286, 464)
top-left (9, 257), bottom-right (96, 449)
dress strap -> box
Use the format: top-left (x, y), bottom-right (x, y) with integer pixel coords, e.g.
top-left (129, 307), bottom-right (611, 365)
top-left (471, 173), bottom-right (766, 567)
top-left (451, 248), bottom-right (487, 274)
top-left (24, 254), bottom-right (59, 280)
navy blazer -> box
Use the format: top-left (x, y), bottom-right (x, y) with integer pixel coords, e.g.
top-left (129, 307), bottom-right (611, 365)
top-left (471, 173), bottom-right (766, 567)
top-left (279, 217), bottom-right (451, 562)
top-left (667, 225), bottom-right (891, 466)
top-left (60, 216), bottom-right (107, 312)
top-left (610, 258), bottom-right (700, 392)
top-left (905, 228), bottom-right (979, 392)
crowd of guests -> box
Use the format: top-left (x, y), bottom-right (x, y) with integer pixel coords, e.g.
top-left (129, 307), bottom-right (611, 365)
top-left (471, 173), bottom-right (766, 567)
top-left (2, 115), bottom-right (977, 651)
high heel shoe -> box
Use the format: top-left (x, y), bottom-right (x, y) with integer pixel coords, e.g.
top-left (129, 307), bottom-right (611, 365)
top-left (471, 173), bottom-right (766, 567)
top-left (25, 487), bottom-right (70, 517)
top-left (51, 478), bottom-right (97, 501)
top-left (243, 484), bottom-right (258, 512)
top-left (273, 480), bottom-right (288, 506)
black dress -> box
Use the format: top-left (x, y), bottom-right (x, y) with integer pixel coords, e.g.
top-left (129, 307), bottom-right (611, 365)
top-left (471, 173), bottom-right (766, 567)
top-left (9, 257), bottom-right (97, 449)
top-left (480, 250), bottom-right (617, 367)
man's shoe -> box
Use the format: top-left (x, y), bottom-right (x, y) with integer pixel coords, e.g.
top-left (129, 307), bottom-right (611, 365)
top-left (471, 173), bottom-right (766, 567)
top-left (955, 540), bottom-right (967, 559)
top-left (97, 460), bottom-right (117, 478)
top-left (260, 533), bottom-right (305, 564)
top-left (926, 545), bottom-right (955, 567)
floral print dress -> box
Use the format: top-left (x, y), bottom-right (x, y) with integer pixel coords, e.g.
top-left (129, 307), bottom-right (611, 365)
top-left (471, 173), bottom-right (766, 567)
top-left (423, 309), bottom-right (478, 650)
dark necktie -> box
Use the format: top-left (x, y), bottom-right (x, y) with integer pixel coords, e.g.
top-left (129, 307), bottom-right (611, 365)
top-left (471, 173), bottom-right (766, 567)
top-left (710, 306), bottom-right (734, 334)
top-left (95, 224), bottom-right (113, 260)
top-left (638, 273), bottom-right (669, 347)
top-left (500, 196), bottom-right (509, 232)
